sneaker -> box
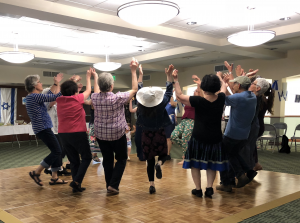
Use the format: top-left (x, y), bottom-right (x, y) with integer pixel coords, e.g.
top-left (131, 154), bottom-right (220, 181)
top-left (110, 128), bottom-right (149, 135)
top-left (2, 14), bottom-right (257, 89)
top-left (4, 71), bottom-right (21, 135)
top-left (127, 156), bottom-right (130, 161)
top-left (58, 168), bottom-right (71, 176)
top-left (155, 163), bottom-right (162, 179)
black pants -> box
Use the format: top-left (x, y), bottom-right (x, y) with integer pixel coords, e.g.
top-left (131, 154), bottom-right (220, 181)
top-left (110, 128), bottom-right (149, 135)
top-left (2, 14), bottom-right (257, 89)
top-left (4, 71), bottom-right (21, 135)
top-left (59, 132), bottom-right (92, 184)
top-left (55, 134), bottom-right (66, 163)
top-left (135, 125), bottom-right (145, 161)
top-left (36, 128), bottom-right (62, 172)
top-left (97, 135), bottom-right (127, 190)
top-left (147, 155), bottom-right (167, 182)
top-left (220, 136), bottom-right (249, 185)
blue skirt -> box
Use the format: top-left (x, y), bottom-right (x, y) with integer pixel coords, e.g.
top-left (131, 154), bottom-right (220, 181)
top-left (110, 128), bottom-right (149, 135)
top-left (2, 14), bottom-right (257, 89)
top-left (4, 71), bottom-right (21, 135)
top-left (183, 137), bottom-right (229, 171)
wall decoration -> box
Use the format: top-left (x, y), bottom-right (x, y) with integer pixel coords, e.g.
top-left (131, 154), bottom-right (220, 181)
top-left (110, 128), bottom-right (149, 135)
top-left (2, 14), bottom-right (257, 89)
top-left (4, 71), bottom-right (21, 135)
top-left (295, 95), bottom-right (300, 103)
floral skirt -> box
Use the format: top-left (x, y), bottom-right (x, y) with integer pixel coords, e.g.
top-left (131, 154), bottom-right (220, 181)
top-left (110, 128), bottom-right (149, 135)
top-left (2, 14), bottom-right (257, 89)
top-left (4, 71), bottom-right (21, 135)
top-left (183, 137), bottom-right (228, 171)
top-left (88, 124), bottom-right (100, 153)
top-left (142, 128), bottom-right (168, 160)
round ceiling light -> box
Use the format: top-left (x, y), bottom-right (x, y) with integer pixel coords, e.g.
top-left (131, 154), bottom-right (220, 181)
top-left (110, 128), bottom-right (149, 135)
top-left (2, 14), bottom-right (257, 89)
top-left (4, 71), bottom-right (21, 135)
top-left (0, 51), bottom-right (35, 63)
top-left (118, 1), bottom-right (180, 27)
top-left (93, 62), bottom-right (122, 72)
top-left (227, 30), bottom-right (276, 47)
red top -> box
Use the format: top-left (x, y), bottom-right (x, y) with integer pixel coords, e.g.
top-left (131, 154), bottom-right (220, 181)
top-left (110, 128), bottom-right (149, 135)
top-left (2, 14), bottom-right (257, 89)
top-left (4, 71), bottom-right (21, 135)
top-left (182, 105), bottom-right (195, 120)
top-left (57, 93), bottom-right (87, 133)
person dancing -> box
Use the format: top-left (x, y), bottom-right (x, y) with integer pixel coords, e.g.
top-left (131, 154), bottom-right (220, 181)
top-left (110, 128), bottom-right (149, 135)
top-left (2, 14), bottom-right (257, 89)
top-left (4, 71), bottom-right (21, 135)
top-left (172, 70), bottom-right (228, 198)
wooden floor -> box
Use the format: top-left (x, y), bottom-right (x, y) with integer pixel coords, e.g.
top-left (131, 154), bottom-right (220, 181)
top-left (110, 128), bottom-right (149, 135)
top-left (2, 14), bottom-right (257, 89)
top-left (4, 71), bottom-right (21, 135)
top-left (1, 155), bottom-right (300, 223)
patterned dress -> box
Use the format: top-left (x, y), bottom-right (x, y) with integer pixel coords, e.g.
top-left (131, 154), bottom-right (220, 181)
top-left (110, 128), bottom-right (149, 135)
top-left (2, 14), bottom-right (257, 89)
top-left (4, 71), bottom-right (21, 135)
top-left (88, 107), bottom-right (100, 153)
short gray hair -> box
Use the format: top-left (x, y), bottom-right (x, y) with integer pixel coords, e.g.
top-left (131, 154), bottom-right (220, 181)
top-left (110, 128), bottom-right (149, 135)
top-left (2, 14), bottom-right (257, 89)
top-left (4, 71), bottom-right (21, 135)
top-left (98, 72), bottom-right (114, 93)
top-left (24, 75), bottom-right (40, 93)
top-left (256, 78), bottom-right (269, 96)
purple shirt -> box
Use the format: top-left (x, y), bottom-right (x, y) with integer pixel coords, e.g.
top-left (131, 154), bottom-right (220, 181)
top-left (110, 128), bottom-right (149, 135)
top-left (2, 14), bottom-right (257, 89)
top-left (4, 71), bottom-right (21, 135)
top-left (91, 91), bottom-right (130, 141)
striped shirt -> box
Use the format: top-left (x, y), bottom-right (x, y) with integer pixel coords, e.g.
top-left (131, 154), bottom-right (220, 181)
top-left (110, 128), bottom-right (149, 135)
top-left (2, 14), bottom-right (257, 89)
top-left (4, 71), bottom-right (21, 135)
top-left (26, 90), bottom-right (62, 134)
top-left (92, 91), bottom-right (130, 141)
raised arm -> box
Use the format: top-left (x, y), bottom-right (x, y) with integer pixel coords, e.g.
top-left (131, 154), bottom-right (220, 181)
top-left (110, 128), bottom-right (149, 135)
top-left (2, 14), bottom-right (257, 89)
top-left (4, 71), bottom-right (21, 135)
top-left (172, 69), bottom-right (191, 106)
top-left (170, 96), bottom-right (177, 108)
top-left (126, 58), bottom-right (139, 103)
top-left (138, 64), bottom-right (143, 83)
top-left (82, 68), bottom-right (92, 100)
top-left (192, 75), bottom-right (204, 97)
top-left (129, 99), bottom-right (137, 113)
top-left (50, 73), bottom-right (63, 94)
top-left (216, 72), bottom-right (228, 94)
top-left (91, 68), bottom-right (100, 93)
top-left (34, 92), bottom-right (62, 104)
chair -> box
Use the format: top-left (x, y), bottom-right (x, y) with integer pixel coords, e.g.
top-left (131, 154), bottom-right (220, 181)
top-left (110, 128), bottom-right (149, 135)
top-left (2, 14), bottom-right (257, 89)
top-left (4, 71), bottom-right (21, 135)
top-left (273, 122), bottom-right (287, 142)
top-left (258, 124), bottom-right (279, 153)
top-left (290, 124), bottom-right (300, 152)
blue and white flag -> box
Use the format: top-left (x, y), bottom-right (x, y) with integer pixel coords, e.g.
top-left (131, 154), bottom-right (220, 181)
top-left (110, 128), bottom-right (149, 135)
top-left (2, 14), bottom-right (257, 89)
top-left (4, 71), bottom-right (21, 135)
top-left (0, 88), bottom-right (17, 124)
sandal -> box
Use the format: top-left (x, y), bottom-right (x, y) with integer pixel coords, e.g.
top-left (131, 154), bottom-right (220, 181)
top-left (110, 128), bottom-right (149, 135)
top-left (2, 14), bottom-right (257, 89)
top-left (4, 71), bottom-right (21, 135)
top-left (29, 171), bottom-right (43, 186)
top-left (49, 178), bottom-right (68, 185)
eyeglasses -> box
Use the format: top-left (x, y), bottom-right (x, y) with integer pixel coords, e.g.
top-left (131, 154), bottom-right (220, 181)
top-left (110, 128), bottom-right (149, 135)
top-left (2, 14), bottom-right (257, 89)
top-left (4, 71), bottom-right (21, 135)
top-left (251, 83), bottom-right (257, 86)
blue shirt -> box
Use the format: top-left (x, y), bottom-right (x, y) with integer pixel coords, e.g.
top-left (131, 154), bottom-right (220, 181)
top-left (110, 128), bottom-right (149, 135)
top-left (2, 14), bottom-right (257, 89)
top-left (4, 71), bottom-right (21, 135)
top-left (26, 90), bottom-right (62, 134)
top-left (165, 103), bottom-right (176, 124)
top-left (224, 91), bottom-right (257, 140)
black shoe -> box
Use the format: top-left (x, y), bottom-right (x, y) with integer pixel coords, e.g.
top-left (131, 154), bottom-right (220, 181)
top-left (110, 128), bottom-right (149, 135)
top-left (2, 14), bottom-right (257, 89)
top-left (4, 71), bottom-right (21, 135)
top-left (149, 186), bottom-right (156, 194)
top-left (155, 163), bottom-right (162, 179)
top-left (191, 189), bottom-right (203, 197)
top-left (166, 155), bottom-right (171, 160)
top-left (236, 175), bottom-right (249, 188)
top-left (58, 168), bottom-right (71, 176)
top-left (70, 181), bottom-right (83, 192)
top-left (72, 185), bottom-right (86, 193)
top-left (44, 169), bottom-right (52, 176)
top-left (65, 164), bottom-right (71, 169)
top-left (205, 187), bottom-right (214, 199)
top-left (247, 170), bottom-right (258, 184)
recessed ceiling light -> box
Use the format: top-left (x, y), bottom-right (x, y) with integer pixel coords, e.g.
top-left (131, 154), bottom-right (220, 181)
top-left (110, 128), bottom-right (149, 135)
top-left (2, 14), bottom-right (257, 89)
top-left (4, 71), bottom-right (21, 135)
top-left (187, 21), bottom-right (197, 25)
top-left (280, 17), bottom-right (291, 21)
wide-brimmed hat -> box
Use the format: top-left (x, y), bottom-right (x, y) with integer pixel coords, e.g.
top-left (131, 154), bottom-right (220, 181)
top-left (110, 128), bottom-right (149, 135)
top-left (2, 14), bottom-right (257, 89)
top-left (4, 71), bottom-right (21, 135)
top-left (136, 87), bottom-right (164, 108)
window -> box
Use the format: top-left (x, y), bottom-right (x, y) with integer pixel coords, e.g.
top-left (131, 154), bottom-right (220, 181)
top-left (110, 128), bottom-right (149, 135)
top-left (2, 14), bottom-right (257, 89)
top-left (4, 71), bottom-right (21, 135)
top-left (285, 77), bottom-right (300, 116)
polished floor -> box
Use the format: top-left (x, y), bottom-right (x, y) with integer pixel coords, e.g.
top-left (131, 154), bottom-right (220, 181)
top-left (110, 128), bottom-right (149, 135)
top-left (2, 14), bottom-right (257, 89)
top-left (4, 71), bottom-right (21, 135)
top-left (1, 156), bottom-right (300, 223)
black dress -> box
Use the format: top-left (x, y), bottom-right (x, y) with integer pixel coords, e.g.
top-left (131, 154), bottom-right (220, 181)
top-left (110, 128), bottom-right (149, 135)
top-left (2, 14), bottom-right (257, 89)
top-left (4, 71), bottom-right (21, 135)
top-left (183, 93), bottom-right (228, 171)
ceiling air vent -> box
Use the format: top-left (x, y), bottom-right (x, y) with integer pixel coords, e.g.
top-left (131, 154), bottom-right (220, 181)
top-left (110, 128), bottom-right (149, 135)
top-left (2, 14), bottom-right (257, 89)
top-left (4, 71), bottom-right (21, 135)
top-left (43, 71), bottom-right (59, 77)
top-left (214, 65), bottom-right (228, 72)
top-left (143, 75), bottom-right (151, 81)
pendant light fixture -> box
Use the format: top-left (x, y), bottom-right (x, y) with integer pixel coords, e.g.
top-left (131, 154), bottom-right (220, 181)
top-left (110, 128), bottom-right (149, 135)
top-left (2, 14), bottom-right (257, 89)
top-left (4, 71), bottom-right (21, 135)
top-left (118, 1), bottom-right (180, 27)
top-left (93, 54), bottom-right (121, 72)
top-left (227, 7), bottom-right (276, 47)
top-left (0, 33), bottom-right (35, 63)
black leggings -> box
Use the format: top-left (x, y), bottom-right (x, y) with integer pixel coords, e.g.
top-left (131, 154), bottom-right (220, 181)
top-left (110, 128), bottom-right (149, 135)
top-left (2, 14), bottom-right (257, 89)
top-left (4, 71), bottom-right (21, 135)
top-left (147, 155), bottom-right (167, 182)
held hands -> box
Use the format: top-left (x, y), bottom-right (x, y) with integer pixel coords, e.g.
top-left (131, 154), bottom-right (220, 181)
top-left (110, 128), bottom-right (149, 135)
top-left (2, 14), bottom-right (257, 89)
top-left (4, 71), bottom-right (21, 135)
top-left (91, 68), bottom-right (98, 78)
top-left (69, 74), bottom-right (82, 83)
top-left (54, 73), bottom-right (64, 84)
top-left (192, 75), bottom-right (201, 85)
top-left (172, 69), bottom-right (178, 81)
top-left (224, 61), bottom-right (234, 72)
top-left (165, 64), bottom-right (174, 76)
top-left (138, 64), bottom-right (143, 76)
top-left (86, 67), bottom-right (92, 79)
top-left (130, 57), bottom-right (139, 71)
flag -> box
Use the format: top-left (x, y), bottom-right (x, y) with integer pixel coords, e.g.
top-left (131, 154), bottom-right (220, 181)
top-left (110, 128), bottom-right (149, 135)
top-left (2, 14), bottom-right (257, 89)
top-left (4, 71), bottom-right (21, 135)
top-left (0, 88), bottom-right (17, 124)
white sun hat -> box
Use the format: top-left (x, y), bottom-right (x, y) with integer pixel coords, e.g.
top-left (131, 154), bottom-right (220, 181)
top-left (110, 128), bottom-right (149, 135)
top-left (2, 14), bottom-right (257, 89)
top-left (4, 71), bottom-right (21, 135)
top-left (136, 87), bottom-right (164, 108)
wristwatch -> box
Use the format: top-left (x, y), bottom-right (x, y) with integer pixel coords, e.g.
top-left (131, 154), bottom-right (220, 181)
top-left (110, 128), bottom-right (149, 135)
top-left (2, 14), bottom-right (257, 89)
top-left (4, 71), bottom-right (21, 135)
top-left (53, 83), bottom-right (57, 86)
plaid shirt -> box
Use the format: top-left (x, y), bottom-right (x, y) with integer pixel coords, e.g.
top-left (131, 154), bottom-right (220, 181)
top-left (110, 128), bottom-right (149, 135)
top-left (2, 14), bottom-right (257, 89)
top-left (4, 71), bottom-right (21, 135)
top-left (91, 91), bottom-right (130, 141)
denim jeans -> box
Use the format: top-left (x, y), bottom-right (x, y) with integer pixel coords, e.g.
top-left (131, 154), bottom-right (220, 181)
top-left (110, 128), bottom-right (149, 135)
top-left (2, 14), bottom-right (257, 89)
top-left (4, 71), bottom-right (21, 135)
top-left (36, 128), bottom-right (62, 172)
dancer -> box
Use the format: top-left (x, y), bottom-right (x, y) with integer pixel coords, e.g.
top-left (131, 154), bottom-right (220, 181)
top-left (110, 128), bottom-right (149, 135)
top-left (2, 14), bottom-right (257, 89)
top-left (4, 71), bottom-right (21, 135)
top-left (42, 87), bottom-right (71, 176)
top-left (126, 123), bottom-right (136, 160)
top-left (171, 75), bottom-right (202, 165)
top-left (172, 70), bottom-right (228, 198)
top-left (57, 68), bottom-right (95, 192)
top-left (25, 73), bottom-right (68, 186)
top-left (164, 96), bottom-right (177, 160)
top-left (92, 58), bottom-right (138, 195)
top-left (136, 64), bottom-right (174, 194)
top-left (129, 64), bottom-right (145, 161)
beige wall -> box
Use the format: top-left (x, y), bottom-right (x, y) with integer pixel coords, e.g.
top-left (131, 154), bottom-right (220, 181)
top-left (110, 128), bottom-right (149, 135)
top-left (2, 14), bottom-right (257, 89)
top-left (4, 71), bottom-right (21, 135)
top-left (143, 49), bottom-right (300, 117)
